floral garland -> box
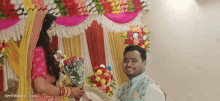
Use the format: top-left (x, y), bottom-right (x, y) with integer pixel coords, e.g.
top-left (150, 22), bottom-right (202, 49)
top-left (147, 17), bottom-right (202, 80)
top-left (121, 25), bottom-right (150, 52)
top-left (0, 40), bottom-right (8, 70)
top-left (0, 0), bottom-right (149, 20)
top-left (87, 64), bottom-right (116, 97)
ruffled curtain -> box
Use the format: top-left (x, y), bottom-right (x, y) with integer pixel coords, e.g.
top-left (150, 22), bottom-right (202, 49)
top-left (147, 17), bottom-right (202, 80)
top-left (108, 31), bottom-right (128, 86)
top-left (0, 19), bottom-right (20, 30)
top-left (85, 20), bottom-right (106, 69)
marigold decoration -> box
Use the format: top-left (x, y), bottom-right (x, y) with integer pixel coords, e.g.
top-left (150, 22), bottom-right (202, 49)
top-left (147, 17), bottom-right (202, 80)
top-left (0, 40), bottom-right (8, 70)
top-left (121, 25), bottom-right (150, 53)
top-left (87, 64), bottom-right (116, 97)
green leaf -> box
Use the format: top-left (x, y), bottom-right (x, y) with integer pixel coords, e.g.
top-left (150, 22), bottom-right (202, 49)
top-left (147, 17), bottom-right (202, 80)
top-left (87, 80), bottom-right (93, 84)
top-left (113, 82), bottom-right (116, 85)
top-left (5, 49), bottom-right (8, 53)
top-left (3, 53), bottom-right (7, 57)
top-left (109, 91), bottom-right (113, 95)
top-left (147, 45), bottom-right (150, 48)
top-left (147, 49), bottom-right (150, 53)
top-left (0, 58), bottom-right (3, 63)
top-left (110, 85), bottom-right (116, 89)
top-left (113, 79), bottom-right (115, 81)
top-left (87, 77), bottom-right (91, 80)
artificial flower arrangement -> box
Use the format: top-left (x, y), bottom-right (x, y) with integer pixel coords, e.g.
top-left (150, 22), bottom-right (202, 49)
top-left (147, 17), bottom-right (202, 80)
top-left (0, 40), bottom-right (8, 70)
top-left (87, 64), bottom-right (116, 97)
top-left (121, 25), bottom-right (150, 53)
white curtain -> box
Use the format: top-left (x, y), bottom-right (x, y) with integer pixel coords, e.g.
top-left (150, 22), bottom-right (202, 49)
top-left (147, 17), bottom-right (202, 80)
top-left (3, 59), bottom-right (19, 91)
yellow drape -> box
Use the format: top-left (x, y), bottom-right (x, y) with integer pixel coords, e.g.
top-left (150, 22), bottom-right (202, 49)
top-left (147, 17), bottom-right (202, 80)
top-left (17, 10), bottom-right (37, 101)
top-left (62, 35), bottom-right (82, 58)
top-left (108, 31), bottom-right (128, 86)
top-left (5, 39), bottom-right (20, 77)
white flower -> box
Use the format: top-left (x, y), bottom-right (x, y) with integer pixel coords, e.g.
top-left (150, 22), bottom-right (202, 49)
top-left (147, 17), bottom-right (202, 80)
top-left (143, 35), bottom-right (147, 40)
top-left (87, 6), bottom-right (91, 11)
top-left (23, 10), bottom-right (28, 14)
top-left (64, 75), bottom-right (67, 78)
top-left (94, 11), bottom-right (98, 14)
top-left (91, 3), bottom-right (95, 7)
top-left (107, 82), bottom-right (110, 86)
top-left (19, 15), bottom-right (25, 19)
top-left (54, 54), bottom-right (57, 59)
top-left (55, 8), bottom-right (59, 13)
top-left (56, 13), bottom-right (61, 17)
top-left (17, 10), bottom-right (22, 14)
top-left (100, 64), bottom-right (105, 68)
top-left (17, 0), bottom-right (23, 4)
top-left (0, 54), bottom-right (3, 57)
top-left (14, 4), bottom-right (20, 10)
top-left (57, 50), bottom-right (62, 54)
top-left (48, 0), bottom-right (54, 5)
top-left (49, 10), bottom-right (55, 14)
top-left (44, 0), bottom-right (49, 5)
top-left (20, 4), bottom-right (25, 8)
top-left (10, 0), bottom-right (16, 4)
top-left (47, 5), bottom-right (52, 10)
top-left (92, 7), bottom-right (96, 12)
top-left (85, 1), bottom-right (90, 5)
top-left (25, 15), bottom-right (28, 18)
top-left (52, 3), bottom-right (57, 9)
top-left (133, 33), bottom-right (139, 39)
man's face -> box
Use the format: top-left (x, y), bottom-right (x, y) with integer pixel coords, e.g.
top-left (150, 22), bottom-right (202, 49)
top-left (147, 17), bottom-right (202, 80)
top-left (122, 50), bottom-right (146, 79)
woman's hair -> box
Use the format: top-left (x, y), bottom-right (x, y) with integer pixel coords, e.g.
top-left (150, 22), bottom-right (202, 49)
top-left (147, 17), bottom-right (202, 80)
top-left (36, 14), bottom-right (59, 85)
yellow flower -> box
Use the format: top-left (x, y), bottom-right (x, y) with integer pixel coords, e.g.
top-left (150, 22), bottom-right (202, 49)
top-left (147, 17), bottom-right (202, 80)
top-left (101, 79), bottom-right (106, 85)
top-left (117, 5), bottom-right (120, 10)
top-left (62, 55), bottom-right (67, 59)
top-left (0, 40), bottom-right (3, 43)
top-left (97, 69), bottom-right (102, 75)
top-left (144, 29), bottom-right (148, 33)
top-left (110, 71), bottom-right (113, 75)
top-left (102, 84), bottom-right (106, 89)
top-left (115, 1), bottom-right (119, 4)
top-left (24, 5), bottom-right (30, 10)
top-left (96, 77), bottom-right (101, 82)
top-left (90, 71), bottom-right (94, 76)
top-left (132, 28), bottom-right (137, 32)
top-left (108, 0), bottom-right (112, 2)
top-left (59, 64), bottom-right (62, 68)
top-left (64, 77), bottom-right (71, 83)
top-left (145, 41), bottom-right (149, 45)
top-left (109, 78), bottom-right (111, 82)
top-left (110, 87), bottom-right (113, 91)
top-left (1, 48), bottom-right (5, 53)
top-left (92, 84), bottom-right (97, 87)
top-left (122, 32), bottom-right (127, 36)
top-left (141, 45), bottom-right (145, 49)
top-left (133, 39), bottom-right (138, 45)
top-left (112, 11), bottom-right (117, 14)
top-left (30, 4), bottom-right (35, 9)
top-left (111, 3), bottom-right (115, 6)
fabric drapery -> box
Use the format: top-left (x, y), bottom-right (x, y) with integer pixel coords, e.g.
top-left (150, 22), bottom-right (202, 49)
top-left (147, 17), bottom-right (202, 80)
top-left (85, 20), bottom-right (106, 69)
top-left (104, 11), bottom-right (139, 24)
top-left (0, 69), bottom-right (3, 92)
top-left (108, 31), bottom-right (128, 86)
top-left (49, 35), bottom-right (59, 51)
top-left (0, 19), bottom-right (20, 30)
top-left (62, 35), bottom-right (82, 58)
top-left (55, 15), bottom-right (88, 26)
top-left (17, 10), bottom-right (39, 101)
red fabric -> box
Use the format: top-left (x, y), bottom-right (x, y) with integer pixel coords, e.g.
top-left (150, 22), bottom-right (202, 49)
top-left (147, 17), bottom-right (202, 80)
top-left (0, 69), bottom-right (3, 91)
top-left (85, 20), bottom-right (106, 69)
top-left (49, 35), bottom-right (59, 51)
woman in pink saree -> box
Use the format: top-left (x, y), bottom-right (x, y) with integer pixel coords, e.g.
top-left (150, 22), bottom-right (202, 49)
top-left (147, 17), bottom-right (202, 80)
top-left (31, 13), bottom-right (84, 101)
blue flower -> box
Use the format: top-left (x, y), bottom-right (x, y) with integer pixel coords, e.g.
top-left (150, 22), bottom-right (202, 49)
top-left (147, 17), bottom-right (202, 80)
top-left (106, 66), bottom-right (112, 71)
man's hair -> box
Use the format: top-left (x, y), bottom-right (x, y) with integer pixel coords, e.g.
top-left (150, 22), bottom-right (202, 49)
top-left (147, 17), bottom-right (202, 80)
top-left (123, 45), bottom-right (147, 61)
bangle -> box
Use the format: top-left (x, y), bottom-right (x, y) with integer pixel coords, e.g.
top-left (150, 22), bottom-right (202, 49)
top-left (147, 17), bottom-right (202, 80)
top-left (60, 87), bottom-right (62, 96)
top-left (70, 87), bottom-right (73, 96)
top-left (64, 87), bottom-right (67, 97)
top-left (66, 87), bottom-right (71, 97)
top-left (62, 87), bottom-right (65, 96)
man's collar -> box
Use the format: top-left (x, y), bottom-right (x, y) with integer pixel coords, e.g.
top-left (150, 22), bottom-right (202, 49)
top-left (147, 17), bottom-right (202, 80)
top-left (128, 73), bottom-right (148, 84)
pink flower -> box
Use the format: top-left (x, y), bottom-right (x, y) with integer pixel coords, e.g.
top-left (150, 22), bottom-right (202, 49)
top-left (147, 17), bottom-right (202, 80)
top-left (60, 68), bottom-right (65, 72)
top-left (128, 31), bottom-right (133, 36)
top-left (128, 36), bottom-right (133, 41)
top-left (139, 33), bottom-right (143, 38)
top-left (58, 55), bottom-right (62, 59)
top-left (147, 35), bottom-right (149, 38)
top-left (110, 81), bottom-right (113, 85)
top-left (102, 89), bottom-right (107, 93)
top-left (0, 44), bottom-right (2, 48)
top-left (95, 72), bottom-right (99, 77)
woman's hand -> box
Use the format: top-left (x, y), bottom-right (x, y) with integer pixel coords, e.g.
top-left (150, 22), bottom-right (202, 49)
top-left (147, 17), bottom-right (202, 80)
top-left (70, 87), bottom-right (84, 100)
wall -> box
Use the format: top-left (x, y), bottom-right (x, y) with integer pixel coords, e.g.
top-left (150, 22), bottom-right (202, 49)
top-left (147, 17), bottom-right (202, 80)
top-left (143, 0), bottom-right (220, 101)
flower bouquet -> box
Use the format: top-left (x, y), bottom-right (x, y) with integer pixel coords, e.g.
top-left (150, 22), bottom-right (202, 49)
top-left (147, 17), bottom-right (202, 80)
top-left (121, 25), bottom-right (150, 53)
top-left (63, 56), bottom-right (84, 87)
top-left (0, 40), bottom-right (8, 70)
top-left (87, 64), bottom-right (116, 97)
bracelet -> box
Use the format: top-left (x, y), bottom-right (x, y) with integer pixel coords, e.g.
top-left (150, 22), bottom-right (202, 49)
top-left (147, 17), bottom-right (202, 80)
top-left (62, 87), bottom-right (65, 96)
top-left (66, 87), bottom-right (71, 97)
top-left (70, 87), bottom-right (73, 96)
top-left (60, 87), bottom-right (62, 96)
top-left (64, 87), bottom-right (67, 97)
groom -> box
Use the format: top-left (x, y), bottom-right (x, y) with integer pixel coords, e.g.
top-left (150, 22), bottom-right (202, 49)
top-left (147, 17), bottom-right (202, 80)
top-left (116, 45), bottom-right (166, 101)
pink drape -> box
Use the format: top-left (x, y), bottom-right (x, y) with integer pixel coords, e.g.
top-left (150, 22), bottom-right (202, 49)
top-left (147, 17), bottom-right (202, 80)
top-left (104, 11), bottom-right (139, 24)
top-left (55, 15), bottom-right (88, 26)
top-left (0, 19), bottom-right (20, 30)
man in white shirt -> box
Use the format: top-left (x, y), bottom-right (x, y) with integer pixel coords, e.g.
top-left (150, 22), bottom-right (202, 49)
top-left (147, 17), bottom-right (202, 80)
top-left (116, 45), bottom-right (166, 101)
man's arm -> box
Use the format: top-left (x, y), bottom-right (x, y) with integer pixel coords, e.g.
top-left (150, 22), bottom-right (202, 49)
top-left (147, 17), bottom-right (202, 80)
top-left (144, 84), bottom-right (165, 101)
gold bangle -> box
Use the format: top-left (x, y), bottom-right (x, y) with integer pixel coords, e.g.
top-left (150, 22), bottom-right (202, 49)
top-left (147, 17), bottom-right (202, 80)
top-left (60, 87), bottom-right (62, 96)
top-left (64, 87), bottom-right (67, 97)
top-left (66, 87), bottom-right (71, 97)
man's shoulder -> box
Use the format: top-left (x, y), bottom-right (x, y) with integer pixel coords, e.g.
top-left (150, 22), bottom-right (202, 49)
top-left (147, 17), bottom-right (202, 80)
top-left (146, 83), bottom-right (166, 98)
